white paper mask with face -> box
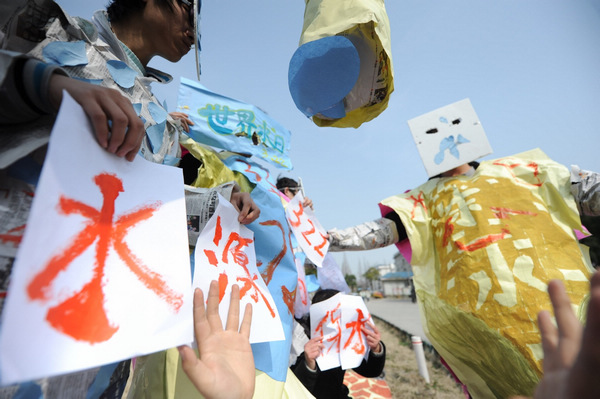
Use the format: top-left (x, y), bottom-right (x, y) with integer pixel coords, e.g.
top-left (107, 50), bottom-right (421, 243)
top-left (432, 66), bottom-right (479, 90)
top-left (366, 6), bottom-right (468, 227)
top-left (408, 98), bottom-right (492, 177)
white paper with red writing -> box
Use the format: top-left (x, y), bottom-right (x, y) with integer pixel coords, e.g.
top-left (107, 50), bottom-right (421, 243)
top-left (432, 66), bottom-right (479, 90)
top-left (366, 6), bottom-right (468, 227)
top-left (310, 294), bottom-right (372, 371)
top-left (339, 294), bottom-right (372, 369)
top-left (0, 93), bottom-right (193, 386)
top-left (193, 195), bottom-right (284, 344)
top-left (285, 192), bottom-right (329, 267)
top-left (310, 293), bottom-right (343, 371)
top-left (294, 255), bottom-right (310, 319)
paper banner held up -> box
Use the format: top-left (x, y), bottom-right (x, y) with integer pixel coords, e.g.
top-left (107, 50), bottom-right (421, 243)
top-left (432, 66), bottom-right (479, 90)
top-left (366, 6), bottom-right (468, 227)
top-left (289, 0), bottom-right (394, 128)
top-left (317, 253), bottom-right (350, 294)
top-left (285, 191), bottom-right (329, 267)
top-left (0, 93), bottom-right (192, 386)
top-left (408, 98), bottom-right (492, 178)
top-left (294, 253), bottom-right (310, 319)
top-left (310, 293), bottom-right (372, 371)
top-left (193, 194), bottom-right (284, 344)
top-left (178, 77), bottom-right (292, 170)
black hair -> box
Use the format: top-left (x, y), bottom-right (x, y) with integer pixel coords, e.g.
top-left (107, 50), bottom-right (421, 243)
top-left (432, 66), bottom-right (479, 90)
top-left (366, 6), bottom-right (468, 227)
top-left (311, 289), bottom-right (340, 304)
top-left (296, 288), bottom-right (340, 337)
top-left (276, 176), bottom-right (299, 191)
top-left (106, 0), bottom-right (176, 24)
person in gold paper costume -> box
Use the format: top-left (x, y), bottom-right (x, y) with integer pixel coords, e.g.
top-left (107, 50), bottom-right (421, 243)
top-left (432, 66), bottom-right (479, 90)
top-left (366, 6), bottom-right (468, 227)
top-left (327, 150), bottom-right (600, 398)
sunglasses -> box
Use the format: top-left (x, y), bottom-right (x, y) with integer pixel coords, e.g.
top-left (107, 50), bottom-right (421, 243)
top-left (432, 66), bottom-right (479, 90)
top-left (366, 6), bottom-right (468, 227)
top-left (178, 0), bottom-right (195, 28)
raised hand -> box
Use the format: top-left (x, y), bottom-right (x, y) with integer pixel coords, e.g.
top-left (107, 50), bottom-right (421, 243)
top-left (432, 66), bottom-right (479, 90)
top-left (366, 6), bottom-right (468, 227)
top-left (179, 282), bottom-right (254, 399)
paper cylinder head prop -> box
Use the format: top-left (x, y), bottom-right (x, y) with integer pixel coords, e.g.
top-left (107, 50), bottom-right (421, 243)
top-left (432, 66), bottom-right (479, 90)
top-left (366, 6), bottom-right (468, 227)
top-left (408, 98), bottom-right (493, 177)
top-left (288, 0), bottom-right (394, 128)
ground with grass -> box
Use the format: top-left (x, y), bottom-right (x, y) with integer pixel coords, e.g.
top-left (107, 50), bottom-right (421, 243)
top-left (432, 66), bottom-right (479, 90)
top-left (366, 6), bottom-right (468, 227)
top-left (375, 317), bottom-right (466, 399)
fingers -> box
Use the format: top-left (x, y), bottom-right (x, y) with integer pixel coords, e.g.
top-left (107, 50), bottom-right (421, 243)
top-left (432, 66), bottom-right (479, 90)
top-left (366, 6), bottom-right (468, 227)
top-left (239, 201), bottom-right (260, 224)
top-left (579, 271), bottom-right (600, 363)
top-left (104, 95), bottom-right (145, 160)
top-left (206, 280), bottom-right (224, 332)
top-left (80, 100), bottom-right (111, 149)
top-left (231, 192), bottom-right (261, 224)
top-left (193, 287), bottom-right (211, 344)
top-left (169, 111), bottom-right (194, 133)
top-left (240, 303), bottom-right (253, 338)
top-left (303, 198), bottom-right (313, 210)
top-left (87, 92), bottom-right (144, 161)
top-left (225, 284), bottom-right (241, 331)
top-left (199, 281), bottom-right (252, 337)
top-left (52, 75), bottom-right (145, 161)
top-left (179, 344), bottom-right (199, 369)
top-left (538, 279), bottom-right (583, 370)
top-left (304, 337), bottom-right (324, 361)
top-left (538, 310), bottom-right (558, 365)
top-left (548, 280), bottom-right (580, 341)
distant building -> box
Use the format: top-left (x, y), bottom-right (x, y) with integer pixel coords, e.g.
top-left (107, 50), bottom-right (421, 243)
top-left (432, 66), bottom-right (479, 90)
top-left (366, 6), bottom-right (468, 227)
top-left (376, 263), bottom-right (394, 276)
top-left (393, 252), bottom-right (412, 273)
top-left (381, 271), bottom-right (413, 297)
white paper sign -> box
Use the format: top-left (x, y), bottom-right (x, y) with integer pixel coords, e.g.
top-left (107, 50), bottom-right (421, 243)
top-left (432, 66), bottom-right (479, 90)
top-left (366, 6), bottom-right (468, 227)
top-left (0, 94), bottom-right (193, 385)
top-left (339, 295), bottom-right (372, 370)
top-left (193, 195), bottom-right (284, 343)
top-left (310, 293), bottom-right (372, 371)
top-left (285, 192), bottom-right (329, 267)
top-left (408, 98), bottom-right (492, 177)
top-left (311, 293), bottom-right (343, 371)
top-left (294, 256), bottom-right (310, 319)
top-left (317, 253), bottom-right (351, 294)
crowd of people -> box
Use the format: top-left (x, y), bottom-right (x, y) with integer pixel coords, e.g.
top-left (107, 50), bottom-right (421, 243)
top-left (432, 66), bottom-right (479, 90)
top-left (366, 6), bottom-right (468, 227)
top-left (1, 0), bottom-right (600, 398)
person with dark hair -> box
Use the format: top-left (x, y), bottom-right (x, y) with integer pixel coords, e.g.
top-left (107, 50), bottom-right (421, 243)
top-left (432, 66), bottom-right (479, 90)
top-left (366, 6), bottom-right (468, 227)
top-left (276, 176), bottom-right (313, 209)
top-left (0, 0), bottom-right (259, 397)
top-left (291, 289), bottom-right (386, 399)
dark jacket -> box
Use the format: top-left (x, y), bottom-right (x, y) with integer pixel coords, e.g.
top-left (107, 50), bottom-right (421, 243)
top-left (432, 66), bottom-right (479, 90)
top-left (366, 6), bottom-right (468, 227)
top-left (291, 342), bottom-right (386, 399)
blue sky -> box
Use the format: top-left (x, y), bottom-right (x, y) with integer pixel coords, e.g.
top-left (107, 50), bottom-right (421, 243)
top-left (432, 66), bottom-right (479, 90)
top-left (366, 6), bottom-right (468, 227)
top-left (59, 0), bottom-right (600, 276)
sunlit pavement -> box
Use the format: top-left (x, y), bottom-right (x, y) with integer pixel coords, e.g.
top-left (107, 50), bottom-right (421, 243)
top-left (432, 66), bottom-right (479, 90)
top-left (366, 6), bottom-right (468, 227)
top-left (366, 297), bottom-right (429, 344)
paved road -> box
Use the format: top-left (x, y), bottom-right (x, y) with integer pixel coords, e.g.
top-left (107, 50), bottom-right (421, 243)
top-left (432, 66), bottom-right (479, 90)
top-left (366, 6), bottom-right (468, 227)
top-left (366, 297), bottom-right (430, 344)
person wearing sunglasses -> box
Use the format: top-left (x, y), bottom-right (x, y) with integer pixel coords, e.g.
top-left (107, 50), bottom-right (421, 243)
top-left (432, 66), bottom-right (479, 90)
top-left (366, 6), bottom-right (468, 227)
top-left (276, 176), bottom-right (314, 210)
top-left (0, 0), bottom-right (259, 397)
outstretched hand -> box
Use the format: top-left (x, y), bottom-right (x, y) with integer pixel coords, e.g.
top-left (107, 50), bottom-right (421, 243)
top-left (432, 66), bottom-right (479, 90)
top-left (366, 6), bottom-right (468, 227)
top-left (532, 271), bottom-right (600, 399)
top-left (179, 282), bottom-right (254, 399)
top-left (49, 74), bottom-right (145, 162)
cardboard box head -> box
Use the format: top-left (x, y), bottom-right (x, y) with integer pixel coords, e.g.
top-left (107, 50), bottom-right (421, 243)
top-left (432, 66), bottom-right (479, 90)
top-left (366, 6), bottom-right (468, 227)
top-left (408, 98), bottom-right (492, 177)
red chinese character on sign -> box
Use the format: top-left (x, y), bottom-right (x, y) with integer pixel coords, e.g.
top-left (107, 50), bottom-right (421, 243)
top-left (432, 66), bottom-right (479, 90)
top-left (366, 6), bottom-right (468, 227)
top-left (409, 191), bottom-right (428, 219)
top-left (286, 201), bottom-right (328, 258)
top-left (493, 159), bottom-right (542, 187)
top-left (343, 309), bottom-right (370, 355)
top-left (202, 212), bottom-right (276, 318)
top-left (27, 173), bottom-right (182, 343)
top-left (258, 219), bottom-right (288, 285)
top-left (315, 302), bottom-right (342, 355)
